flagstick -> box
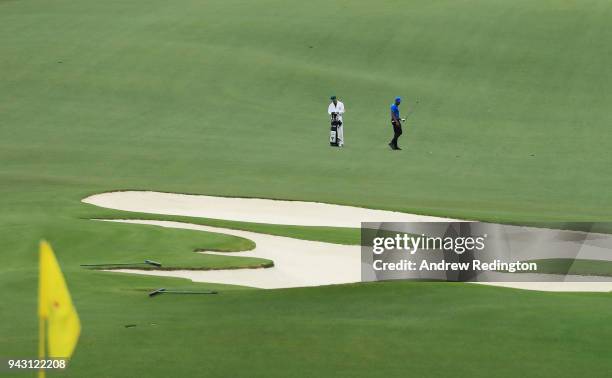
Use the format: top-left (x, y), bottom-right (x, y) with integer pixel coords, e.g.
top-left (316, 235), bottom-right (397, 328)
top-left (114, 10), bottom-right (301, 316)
top-left (38, 317), bottom-right (45, 378)
top-left (39, 240), bottom-right (46, 378)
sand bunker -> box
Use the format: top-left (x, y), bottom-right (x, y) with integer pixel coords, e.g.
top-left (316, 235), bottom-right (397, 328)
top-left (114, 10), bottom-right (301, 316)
top-left (83, 191), bottom-right (612, 292)
top-left (83, 191), bottom-right (457, 227)
top-left (98, 219), bottom-right (359, 289)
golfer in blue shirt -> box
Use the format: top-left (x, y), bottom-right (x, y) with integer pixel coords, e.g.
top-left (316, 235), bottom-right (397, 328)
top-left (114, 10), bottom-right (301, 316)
top-left (389, 97), bottom-right (406, 150)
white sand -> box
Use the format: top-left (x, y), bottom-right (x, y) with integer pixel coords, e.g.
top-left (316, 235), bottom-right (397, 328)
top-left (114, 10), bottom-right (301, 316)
top-left (83, 191), bottom-right (457, 227)
top-left (473, 281), bottom-right (612, 292)
top-left (99, 219), bottom-right (360, 289)
top-left (84, 191), bottom-right (612, 292)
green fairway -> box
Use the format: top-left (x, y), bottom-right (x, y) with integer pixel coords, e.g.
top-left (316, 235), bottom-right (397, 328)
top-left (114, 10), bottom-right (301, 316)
top-left (2, 0), bottom-right (612, 377)
top-left (3, 0), bottom-right (612, 221)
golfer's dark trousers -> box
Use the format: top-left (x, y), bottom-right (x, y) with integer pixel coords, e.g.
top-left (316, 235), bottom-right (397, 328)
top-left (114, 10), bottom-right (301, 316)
top-left (390, 120), bottom-right (402, 147)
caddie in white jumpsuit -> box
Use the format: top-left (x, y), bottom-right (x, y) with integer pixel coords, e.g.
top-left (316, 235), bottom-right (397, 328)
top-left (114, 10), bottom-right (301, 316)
top-left (328, 95), bottom-right (345, 147)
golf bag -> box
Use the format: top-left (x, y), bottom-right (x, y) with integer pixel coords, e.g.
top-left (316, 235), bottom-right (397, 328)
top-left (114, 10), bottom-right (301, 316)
top-left (330, 113), bottom-right (342, 146)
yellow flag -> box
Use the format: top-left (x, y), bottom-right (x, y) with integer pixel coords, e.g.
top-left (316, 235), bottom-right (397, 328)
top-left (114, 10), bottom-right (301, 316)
top-left (38, 241), bottom-right (81, 358)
